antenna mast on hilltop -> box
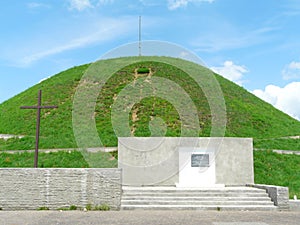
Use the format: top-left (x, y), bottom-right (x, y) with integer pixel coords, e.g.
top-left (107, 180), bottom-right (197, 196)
top-left (139, 16), bottom-right (142, 56)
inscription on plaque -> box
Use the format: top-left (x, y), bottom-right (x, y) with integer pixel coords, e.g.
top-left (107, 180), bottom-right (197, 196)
top-left (191, 154), bottom-right (209, 167)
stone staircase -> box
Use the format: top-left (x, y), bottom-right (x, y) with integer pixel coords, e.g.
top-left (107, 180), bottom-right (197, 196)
top-left (121, 186), bottom-right (277, 211)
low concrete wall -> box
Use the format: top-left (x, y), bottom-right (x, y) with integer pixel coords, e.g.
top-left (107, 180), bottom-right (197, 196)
top-left (0, 168), bottom-right (122, 210)
top-left (247, 184), bottom-right (289, 210)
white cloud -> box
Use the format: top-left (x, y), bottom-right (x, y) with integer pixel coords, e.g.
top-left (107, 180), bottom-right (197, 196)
top-left (210, 61), bottom-right (248, 85)
top-left (282, 61), bottom-right (300, 80)
top-left (289, 61), bottom-right (300, 69)
top-left (138, 0), bottom-right (162, 7)
top-left (193, 27), bottom-right (277, 52)
top-left (68, 0), bottom-right (93, 11)
top-left (15, 18), bottom-right (136, 66)
top-left (27, 2), bottom-right (51, 9)
top-left (282, 0), bottom-right (300, 16)
top-left (253, 82), bottom-right (300, 120)
top-left (98, 0), bottom-right (114, 4)
top-left (68, 0), bottom-right (114, 10)
top-left (167, 0), bottom-right (214, 10)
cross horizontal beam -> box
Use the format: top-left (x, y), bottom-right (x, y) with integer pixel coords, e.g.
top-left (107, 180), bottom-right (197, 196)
top-left (20, 105), bottom-right (58, 109)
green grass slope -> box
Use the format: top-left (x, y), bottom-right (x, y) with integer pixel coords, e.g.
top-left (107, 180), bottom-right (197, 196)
top-left (254, 150), bottom-right (300, 198)
top-left (0, 56), bottom-right (300, 150)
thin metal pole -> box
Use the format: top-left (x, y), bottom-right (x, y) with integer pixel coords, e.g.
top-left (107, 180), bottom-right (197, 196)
top-left (139, 16), bottom-right (141, 56)
top-left (34, 90), bottom-right (42, 168)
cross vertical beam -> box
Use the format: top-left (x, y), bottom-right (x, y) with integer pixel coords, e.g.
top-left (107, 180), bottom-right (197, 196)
top-left (20, 90), bottom-right (58, 168)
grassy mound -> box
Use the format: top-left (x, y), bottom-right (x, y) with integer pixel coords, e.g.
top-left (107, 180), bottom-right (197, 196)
top-left (0, 56), bottom-right (299, 150)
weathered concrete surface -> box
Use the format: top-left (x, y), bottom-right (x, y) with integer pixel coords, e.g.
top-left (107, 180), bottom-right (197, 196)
top-left (118, 137), bottom-right (254, 186)
top-left (0, 168), bottom-right (121, 210)
top-left (0, 134), bottom-right (24, 140)
top-left (247, 184), bottom-right (289, 211)
top-left (1, 147), bottom-right (117, 154)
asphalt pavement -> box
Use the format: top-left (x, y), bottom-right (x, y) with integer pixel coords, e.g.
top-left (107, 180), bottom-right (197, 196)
top-left (0, 210), bottom-right (299, 225)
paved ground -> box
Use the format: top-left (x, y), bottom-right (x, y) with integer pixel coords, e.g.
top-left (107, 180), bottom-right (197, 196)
top-left (0, 211), bottom-right (299, 225)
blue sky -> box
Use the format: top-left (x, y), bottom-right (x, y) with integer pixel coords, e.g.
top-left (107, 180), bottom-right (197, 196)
top-left (0, 0), bottom-right (300, 120)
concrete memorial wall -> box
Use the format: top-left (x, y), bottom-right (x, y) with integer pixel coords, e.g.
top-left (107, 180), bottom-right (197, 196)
top-left (0, 168), bottom-right (122, 210)
top-left (118, 137), bottom-right (254, 187)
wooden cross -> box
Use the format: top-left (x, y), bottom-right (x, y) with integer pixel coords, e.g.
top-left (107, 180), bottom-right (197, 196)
top-left (20, 90), bottom-right (58, 168)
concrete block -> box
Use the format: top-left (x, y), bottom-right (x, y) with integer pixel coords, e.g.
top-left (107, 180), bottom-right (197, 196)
top-left (118, 137), bottom-right (254, 186)
top-left (0, 168), bottom-right (122, 210)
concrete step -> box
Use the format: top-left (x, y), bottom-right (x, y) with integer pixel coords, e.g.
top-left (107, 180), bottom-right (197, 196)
top-left (121, 196), bottom-right (272, 201)
top-left (122, 187), bottom-right (268, 195)
top-left (122, 186), bottom-right (266, 191)
top-left (121, 198), bottom-right (273, 205)
top-left (122, 187), bottom-right (267, 193)
top-left (121, 186), bottom-right (277, 211)
top-left (121, 205), bottom-right (277, 211)
top-left (121, 200), bottom-right (274, 206)
top-left (123, 192), bottom-right (267, 198)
